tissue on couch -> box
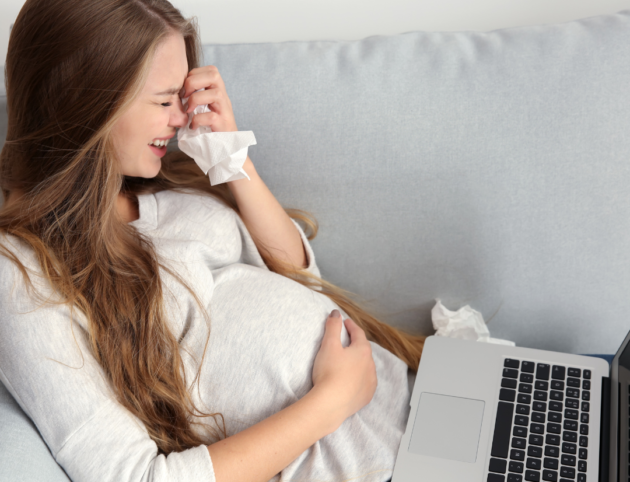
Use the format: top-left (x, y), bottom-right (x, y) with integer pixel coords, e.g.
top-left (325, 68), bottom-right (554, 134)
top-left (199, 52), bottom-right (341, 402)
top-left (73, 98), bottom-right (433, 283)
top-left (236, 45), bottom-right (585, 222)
top-left (431, 299), bottom-right (515, 346)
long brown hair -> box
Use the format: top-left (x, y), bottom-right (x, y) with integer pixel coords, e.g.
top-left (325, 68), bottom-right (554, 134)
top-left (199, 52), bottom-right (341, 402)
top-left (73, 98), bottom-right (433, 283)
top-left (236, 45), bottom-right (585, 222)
top-left (0, 0), bottom-right (427, 455)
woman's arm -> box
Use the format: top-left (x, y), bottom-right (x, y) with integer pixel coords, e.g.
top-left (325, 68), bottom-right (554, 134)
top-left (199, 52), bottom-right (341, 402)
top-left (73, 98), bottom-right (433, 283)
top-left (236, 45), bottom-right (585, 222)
top-left (180, 67), bottom-right (308, 270)
top-left (208, 385), bottom-right (336, 482)
top-left (227, 156), bottom-right (308, 270)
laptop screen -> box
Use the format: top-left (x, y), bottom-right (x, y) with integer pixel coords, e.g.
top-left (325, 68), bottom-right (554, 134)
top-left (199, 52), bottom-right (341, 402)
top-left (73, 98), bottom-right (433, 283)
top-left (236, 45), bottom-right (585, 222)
top-left (615, 333), bottom-right (630, 482)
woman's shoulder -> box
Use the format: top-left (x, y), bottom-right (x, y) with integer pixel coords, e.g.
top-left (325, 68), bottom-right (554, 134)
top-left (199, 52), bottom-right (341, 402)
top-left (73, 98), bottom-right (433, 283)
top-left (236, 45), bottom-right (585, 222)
top-left (151, 188), bottom-right (239, 233)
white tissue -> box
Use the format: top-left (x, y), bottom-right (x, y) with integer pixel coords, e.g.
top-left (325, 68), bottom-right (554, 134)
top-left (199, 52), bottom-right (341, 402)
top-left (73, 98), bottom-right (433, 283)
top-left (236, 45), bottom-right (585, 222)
top-left (431, 299), bottom-right (515, 346)
top-left (177, 88), bottom-right (257, 185)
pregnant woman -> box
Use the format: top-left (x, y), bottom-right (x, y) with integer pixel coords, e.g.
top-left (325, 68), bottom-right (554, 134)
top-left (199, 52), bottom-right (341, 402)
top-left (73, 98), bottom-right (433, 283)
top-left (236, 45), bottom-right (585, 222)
top-left (0, 0), bottom-right (426, 481)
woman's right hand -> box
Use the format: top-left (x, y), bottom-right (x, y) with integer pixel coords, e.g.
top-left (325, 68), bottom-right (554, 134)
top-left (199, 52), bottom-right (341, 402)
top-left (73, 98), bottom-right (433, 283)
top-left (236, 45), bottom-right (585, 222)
top-left (311, 310), bottom-right (377, 430)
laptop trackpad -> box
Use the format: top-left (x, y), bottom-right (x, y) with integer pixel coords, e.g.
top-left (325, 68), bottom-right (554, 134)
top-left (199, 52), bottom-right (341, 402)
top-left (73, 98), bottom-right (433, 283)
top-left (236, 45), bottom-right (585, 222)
top-left (408, 392), bottom-right (485, 463)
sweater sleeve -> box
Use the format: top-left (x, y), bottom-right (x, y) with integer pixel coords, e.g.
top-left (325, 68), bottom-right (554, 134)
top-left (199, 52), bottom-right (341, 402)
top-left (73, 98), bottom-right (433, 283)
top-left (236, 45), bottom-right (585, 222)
top-left (0, 245), bottom-right (216, 482)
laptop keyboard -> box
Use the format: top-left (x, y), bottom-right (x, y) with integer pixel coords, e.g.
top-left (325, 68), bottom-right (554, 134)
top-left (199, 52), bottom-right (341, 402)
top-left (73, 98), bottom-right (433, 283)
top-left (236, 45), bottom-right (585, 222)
top-left (487, 358), bottom-right (592, 482)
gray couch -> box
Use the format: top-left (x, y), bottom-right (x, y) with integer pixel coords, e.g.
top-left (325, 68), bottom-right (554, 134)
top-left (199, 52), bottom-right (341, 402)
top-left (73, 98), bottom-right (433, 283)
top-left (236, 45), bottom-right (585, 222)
top-left (2, 9), bottom-right (630, 480)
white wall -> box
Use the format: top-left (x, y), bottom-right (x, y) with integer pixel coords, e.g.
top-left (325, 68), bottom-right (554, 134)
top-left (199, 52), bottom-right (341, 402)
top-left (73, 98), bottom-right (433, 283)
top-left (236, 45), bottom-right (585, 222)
top-left (1, 0), bottom-right (630, 96)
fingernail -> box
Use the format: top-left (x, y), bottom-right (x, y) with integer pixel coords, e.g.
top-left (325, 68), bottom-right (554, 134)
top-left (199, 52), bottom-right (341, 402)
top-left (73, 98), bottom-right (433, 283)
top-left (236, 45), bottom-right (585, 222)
top-left (331, 309), bottom-right (340, 318)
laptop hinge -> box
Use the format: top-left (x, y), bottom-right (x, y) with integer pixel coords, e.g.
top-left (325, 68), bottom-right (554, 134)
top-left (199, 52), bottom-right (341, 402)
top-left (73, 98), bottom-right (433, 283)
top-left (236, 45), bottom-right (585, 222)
top-left (599, 376), bottom-right (611, 482)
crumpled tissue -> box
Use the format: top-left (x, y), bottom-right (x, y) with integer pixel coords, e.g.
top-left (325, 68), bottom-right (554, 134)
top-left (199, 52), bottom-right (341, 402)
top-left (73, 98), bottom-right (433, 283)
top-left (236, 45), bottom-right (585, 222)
top-left (177, 88), bottom-right (257, 185)
top-left (431, 299), bottom-right (515, 346)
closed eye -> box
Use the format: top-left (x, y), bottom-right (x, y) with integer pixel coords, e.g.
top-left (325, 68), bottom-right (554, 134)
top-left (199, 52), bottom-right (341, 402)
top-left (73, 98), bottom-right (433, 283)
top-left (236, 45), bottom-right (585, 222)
top-left (161, 102), bottom-right (172, 107)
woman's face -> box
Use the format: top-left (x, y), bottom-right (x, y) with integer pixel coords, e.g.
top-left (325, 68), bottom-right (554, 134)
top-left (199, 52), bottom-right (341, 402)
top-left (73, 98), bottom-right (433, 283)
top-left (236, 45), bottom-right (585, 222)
top-left (111, 33), bottom-right (189, 178)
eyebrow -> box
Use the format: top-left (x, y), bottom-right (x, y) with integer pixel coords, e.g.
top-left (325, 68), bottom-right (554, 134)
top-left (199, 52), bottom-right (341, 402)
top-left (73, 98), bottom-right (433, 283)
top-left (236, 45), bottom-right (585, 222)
top-left (154, 87), bottom-right (182, 96)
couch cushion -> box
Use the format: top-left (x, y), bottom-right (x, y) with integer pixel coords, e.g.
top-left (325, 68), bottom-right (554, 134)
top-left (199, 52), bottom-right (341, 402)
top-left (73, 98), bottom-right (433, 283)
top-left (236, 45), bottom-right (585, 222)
top-left (198, 10), bottom-right (630, 354)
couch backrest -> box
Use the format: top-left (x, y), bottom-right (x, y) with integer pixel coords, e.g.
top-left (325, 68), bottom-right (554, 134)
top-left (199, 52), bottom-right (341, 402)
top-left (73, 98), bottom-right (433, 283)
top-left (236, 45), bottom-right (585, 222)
top-left (1, 11), bottom-right (630, 355)
top-left (200, 10), bottom-right (630, 354)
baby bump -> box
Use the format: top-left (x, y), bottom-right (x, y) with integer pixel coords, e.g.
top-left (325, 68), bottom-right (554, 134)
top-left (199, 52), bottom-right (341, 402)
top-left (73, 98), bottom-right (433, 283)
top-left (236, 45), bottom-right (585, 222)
top-left (197, 263), bottom-right (349, 435)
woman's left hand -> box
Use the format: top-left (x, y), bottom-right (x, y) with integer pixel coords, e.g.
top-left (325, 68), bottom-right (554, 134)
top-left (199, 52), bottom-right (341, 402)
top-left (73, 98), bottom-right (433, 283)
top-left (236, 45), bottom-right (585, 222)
top-left (179, 65), bottom-right (238, 132)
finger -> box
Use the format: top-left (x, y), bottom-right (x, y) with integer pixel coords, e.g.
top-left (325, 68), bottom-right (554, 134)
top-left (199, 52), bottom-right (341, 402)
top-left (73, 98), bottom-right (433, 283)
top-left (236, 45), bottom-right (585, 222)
top-left (323, 314), bottom-right (343, 347)
top-left (344, 318), bottom-right (368, 344)
top-left (185, 87), bottom-right (224, 114)
top-left (189, 111), bottom-right (217, 130)
top-left (181, 68), bottom-right (225, 99)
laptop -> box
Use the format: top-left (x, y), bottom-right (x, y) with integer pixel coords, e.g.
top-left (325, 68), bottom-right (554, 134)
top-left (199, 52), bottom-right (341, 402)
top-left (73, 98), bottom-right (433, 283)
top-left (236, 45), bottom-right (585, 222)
top-left (391, 329), bottom-right (630, 482)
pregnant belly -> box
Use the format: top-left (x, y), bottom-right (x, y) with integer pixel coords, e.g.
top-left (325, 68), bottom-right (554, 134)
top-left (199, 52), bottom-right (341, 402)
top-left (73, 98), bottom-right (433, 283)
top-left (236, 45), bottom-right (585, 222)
top-left (196, 263), bottom-right (349, 436)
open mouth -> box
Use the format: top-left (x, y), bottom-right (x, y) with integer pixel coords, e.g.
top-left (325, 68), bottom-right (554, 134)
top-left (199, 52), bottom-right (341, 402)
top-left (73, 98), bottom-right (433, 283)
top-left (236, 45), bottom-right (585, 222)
top-left (148, 138), bottom-right (169, 156)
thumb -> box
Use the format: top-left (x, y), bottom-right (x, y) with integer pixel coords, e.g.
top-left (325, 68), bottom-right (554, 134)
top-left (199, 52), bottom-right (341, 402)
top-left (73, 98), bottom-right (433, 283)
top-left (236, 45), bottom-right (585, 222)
top-left (323, 310), bottom-right (343, 345)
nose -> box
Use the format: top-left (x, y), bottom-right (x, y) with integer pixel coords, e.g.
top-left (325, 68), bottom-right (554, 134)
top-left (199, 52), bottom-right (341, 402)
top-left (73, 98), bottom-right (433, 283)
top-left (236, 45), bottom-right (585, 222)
top-left (170, 100), bottom-right (190, 129)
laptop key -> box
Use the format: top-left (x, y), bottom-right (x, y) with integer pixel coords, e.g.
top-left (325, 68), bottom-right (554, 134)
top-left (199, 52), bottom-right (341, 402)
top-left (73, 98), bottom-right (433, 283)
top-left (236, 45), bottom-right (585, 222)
top-left (504, 368), bottom-right (519, 378)
top-left (542, 469), bottom-right (558, 481)
top-left (549, 401), bottom-right (563, 412)
top-left (581, 391), bottom-right (590, 401)
top-left (565, 399), bottom-right (579, 409)
top-left (528, 446), bottom-right (543, 458)
top-left (522, 361), bottom-right (535, 373)
top-left (543, 457), bottom-right (558, 469)
top-left (547, 423), bottom-right (561, 434)
top-left (521, 373), bottom-right (534, 383)
top-left (550, 391), bottom-right (563, 401)
top-left (518, 394), bottom-right (532, 404)
top-left (490, 458), bottom-right (508, 473)
top-left (560, 467), bottom-right (576, 478)
top-left (525, 469), bottom-right (541, 481)
top-left (567, 378), bottom-right (580, 388)
top-left (583, 370), bottom-right (591, 380)
top-left (566, 388), bottom-right (579, 399)
top-left (548, 412), bottom-right (562, 423)
top-left (579, 424), bottom-right (588, 435)
top-left (551, 380), bottom-right (564, 390)
top-left (491, 402), bottom-right (514, 458)
top-left (505, 359), bottom-right (520, 369)
top-left (502, 378), bottom-right (518, 389)
top-left (527, 458), bottom-right (542, 470)
top-left (530, 423), bottom-right (544, 435)
top-left (577, 461), bottom-right (587, 472)
top-left (578, 448), bottom-right (587, 460)
top-left (546, 434), bottom-right (560, 446)
top-left (580, 413), bottom-right (589, 424)
top-left (534, 391), bottom-right (548, 401)
top-left (510, 461), bottom-right (525, 473)
top-left (580, 402), bottom-right (589, 412)
top-left (582, 380), bottom-right (590, 390)
top-left (565, 409), bottom-right (578, 420)
top-left (515, 415), bottom-right (529, 426)
top-left (562, 442), bottom-right (577, 454)
top-left (562, 432), bottom-right (577, 443)
top-left (517, 404), bottom-right (531, 415)
top-left (561, 454), bottom-right (576, 466)
top-left (577, 474), bottom-right (586, 482)
top-left (578, 436), bottom-right (588, 448)
top-left (508, 475), bottom-right (523, 482)
top-left (533, 402), bottom-right (547, 412)
top-left (532, 412), bottom-right (545, 423)
top-left (501, 389), bottom-right (517, 402)
top-left (512, 437), bottom-right (526, 449)
top-left (520, 384), bottom-right (533, 394)
top-left (514, 426), bottom-right (528, 437)
top-left (511, 449), bottom-right (526, 461)
top-left (551, 366), bottom-right (565, 380)
top-left (535, 381), bottom-right (549, 391)
top-left (563, 420), bottom-right (578, 431)
top-left (544, 446), bottom-right (560, 457)
top-left (536, 364), bottom-right (550, 380)
top-left (567, 368), bottom-right (581, 378)
top-left (529, 434), bottom-right (543, 446)
top-left (488, 474), bottom-right (505, 482)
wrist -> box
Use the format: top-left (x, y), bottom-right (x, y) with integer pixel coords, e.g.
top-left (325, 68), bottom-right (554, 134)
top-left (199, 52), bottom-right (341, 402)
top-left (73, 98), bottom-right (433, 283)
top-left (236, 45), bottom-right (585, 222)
top-left (306, 385), bottom-right (347, 435)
